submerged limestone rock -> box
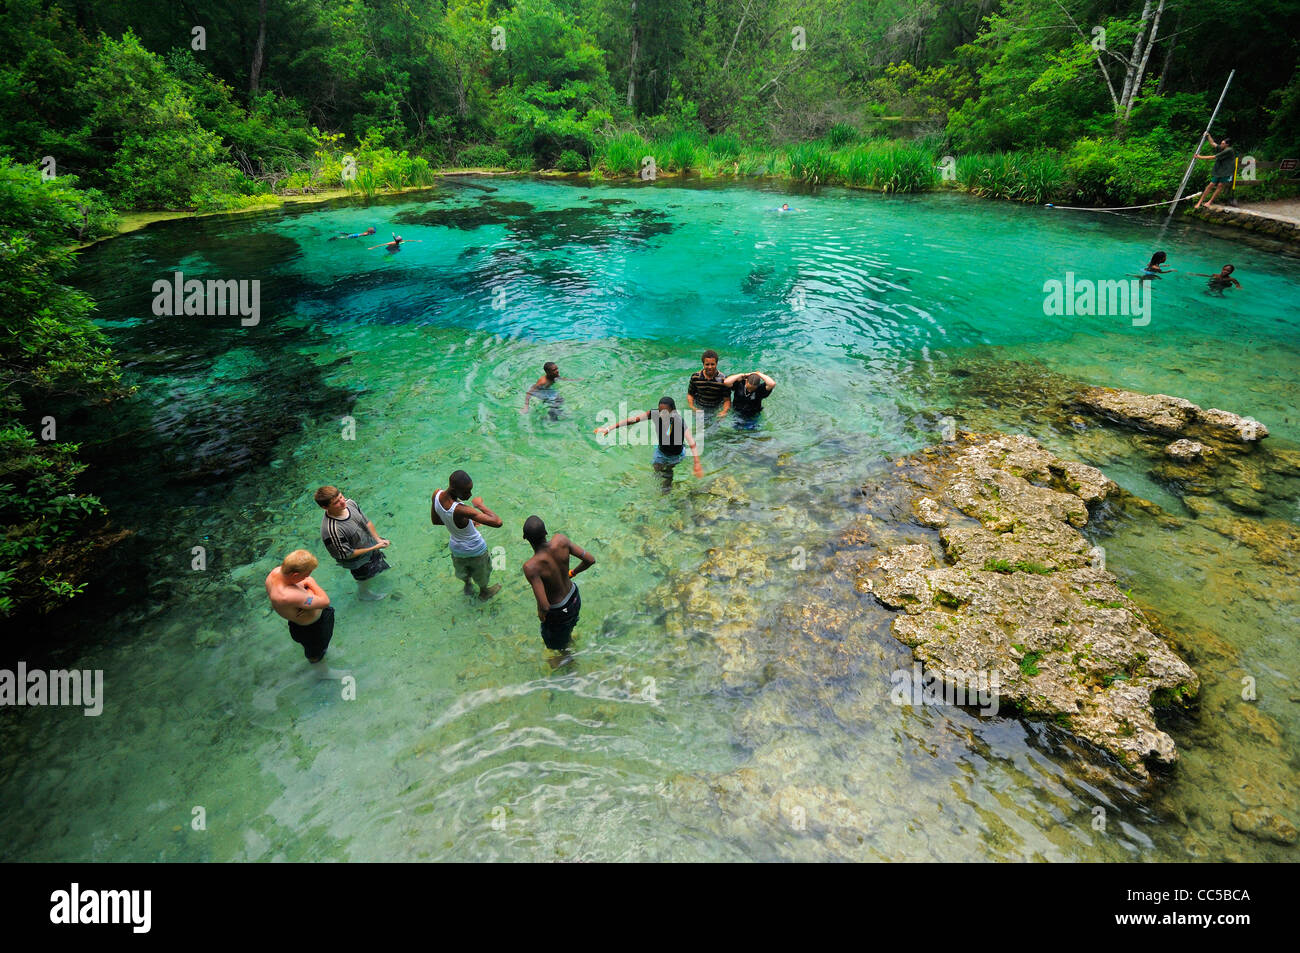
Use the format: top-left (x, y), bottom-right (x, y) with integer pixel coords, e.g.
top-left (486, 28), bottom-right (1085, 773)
top-left (1230, 808), bottom-right (1299, 846)
top-left (860, 432), bottom-right (1199, 778)
top-left (1075, 386), bottom-right (1268, 444)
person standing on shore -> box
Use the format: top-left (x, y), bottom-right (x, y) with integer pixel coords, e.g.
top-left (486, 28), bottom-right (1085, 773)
top-left (316, 485), bottom-right (392, 600)
top-left (1194, 135), bottom-right (1235, 209)
top-left (432, 470), bottom-right (503, 600)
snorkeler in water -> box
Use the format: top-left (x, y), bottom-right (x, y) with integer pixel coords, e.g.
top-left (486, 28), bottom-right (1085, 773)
top-left (329, 227), bottom-right (376, 242)
top-left (1138, 251), bottom-right (1174, 279)
top-left (1190, 264), bottom-right (1241, 292)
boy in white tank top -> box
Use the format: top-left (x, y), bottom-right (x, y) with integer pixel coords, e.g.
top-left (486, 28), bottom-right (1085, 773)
top-left (432, 469), bottom-right (503, 600)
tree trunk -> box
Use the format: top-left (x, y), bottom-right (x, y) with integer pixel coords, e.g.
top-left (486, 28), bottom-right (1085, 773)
top-left (626, 0), bottom-right (640, 110)
top-left (723, 0), bottom-right (753, 72)
top-left (1123, 0), bottom-right (1165, 121)
top-left (249, 0), bottom-right (268, 98)
top-left (1052, 0), bottom-right (1118, 110)
top-left (1118, 0), bottom-right (1154, 115)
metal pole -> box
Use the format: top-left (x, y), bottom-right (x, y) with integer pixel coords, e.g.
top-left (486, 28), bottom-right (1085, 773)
top-left (1162, 69), bottom-right (1235, 230)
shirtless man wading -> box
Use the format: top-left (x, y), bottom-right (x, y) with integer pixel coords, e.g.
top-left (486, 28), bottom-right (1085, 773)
top-left (264, 549), bottom-right (348, 679)
top-left (521, 516), bottom-right (595, 659)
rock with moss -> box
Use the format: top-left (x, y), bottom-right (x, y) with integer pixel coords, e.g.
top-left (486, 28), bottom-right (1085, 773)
top-left (1074, 386), bottom-right (1268, 444)
top-left (1165, 439), bottom-right (1206, 462)
top-left (860, 432), bottom-right (1198, 778)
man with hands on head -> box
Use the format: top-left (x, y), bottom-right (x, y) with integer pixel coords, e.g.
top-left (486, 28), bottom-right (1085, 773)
top-left (722, 371), bottom-right (776, 425)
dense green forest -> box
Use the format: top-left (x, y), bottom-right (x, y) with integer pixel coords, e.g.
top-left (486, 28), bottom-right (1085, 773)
top-left (2, 0), bottom-right (1299, 619)
top-left (5, 0), bottom-right (1299, 209)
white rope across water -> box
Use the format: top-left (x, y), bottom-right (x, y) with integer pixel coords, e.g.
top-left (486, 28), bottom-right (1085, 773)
top-left (1045, 191), bottom-right (1202, 212)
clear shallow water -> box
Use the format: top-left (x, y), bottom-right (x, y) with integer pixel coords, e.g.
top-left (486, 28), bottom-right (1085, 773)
top-left (2, 178), bottom-right (1297, 861)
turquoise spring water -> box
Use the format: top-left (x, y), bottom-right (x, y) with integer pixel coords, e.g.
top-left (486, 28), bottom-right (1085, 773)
top-left (2, 177), bottom-right (1297, 860)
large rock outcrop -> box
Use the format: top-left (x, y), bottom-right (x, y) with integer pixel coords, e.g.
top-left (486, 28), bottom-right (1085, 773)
top-left (855, 432), bottom-right (1199, 778)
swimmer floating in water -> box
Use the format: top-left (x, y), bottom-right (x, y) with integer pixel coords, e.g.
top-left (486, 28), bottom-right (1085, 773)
top-left (328, 226), bottom-right (376, 242)
top-left (1138, 251), bottom-right (1174, 280)
top-left (367, 232), bottom-right (421, 252)
top-left (1190, 264), bottom-right (1241, 293)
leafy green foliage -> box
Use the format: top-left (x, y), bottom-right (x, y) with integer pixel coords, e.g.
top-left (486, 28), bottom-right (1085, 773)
top-left (0, 161), bottom-right (130, 616)
top-left (455, 144), bottom-right (510, 168)
top-left (1063, 138), bottom-right (1184, 206)
top-left (555, 149), bottom-right (587, 172)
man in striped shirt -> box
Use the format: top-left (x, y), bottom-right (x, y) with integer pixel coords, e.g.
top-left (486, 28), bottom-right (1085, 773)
top-left (316, 485), bottom-right (392, 600)
top-left (687, 349), bottom-right (731, 418)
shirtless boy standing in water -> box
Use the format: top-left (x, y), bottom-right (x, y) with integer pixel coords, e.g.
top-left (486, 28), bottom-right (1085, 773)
top-left (265, 549), bottom-right (348, 679)
top-left (521, 516), bottom-right (595, 663)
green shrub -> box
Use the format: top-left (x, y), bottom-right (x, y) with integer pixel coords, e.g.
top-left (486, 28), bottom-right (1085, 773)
top-left (958, 151), bottom-right (1065, 204)
top-left (1063, 138), bottom-right (1181, 206)
top-left (455, 144), bottom-right (510, 168)
top-left (0, 161), bottom-right (131, 617)
top-left (597, 131), bottom-right (649, 176)
top-left (656, 131), bottom-right (700, 172)
top-left (839, 143), bottom-right (938, 192)
top-left (706, 133), bottom-right (742, 158)
top-left (555, 149), bottom-right (586, 172)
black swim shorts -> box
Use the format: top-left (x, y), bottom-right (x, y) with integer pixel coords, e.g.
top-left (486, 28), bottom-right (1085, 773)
top-left (351, 549), bottom-right (391, 581)
top-left (289, 605), bottom-right (336, 661)
top-left (540, 584), bottom-right (581, 651)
